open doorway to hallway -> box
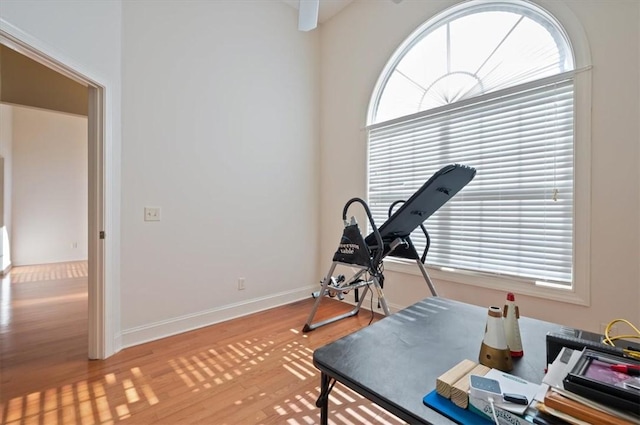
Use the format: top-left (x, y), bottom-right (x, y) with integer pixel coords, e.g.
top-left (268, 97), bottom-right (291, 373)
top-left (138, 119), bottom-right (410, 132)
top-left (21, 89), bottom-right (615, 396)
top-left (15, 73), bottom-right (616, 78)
top-left (0, 29), bottom-right (107, 360)
top-left (0, 43), bottom-right (91, 372)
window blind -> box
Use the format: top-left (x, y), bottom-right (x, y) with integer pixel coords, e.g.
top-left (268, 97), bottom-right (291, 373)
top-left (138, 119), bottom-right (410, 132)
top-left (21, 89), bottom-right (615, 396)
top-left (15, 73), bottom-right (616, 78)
top-left (368, 78), bottom-right (574, 284)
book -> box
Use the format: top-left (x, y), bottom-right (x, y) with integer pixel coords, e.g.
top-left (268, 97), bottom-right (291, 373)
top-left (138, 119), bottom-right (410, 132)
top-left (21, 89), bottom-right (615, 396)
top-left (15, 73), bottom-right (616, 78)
top-left (543, 389), bottom-right (635, 425)
top-left (536, 402), bottom-right (591, 425)
top-left (529, 406), bottom-right (571, 425)
top-left (549, 386), bottom-right (640, 423)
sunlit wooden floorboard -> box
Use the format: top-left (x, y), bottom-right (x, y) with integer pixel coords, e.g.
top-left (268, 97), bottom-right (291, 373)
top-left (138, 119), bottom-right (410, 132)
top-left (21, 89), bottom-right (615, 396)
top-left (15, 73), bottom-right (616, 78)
top-left (0, 262), bottom-right (405, 424)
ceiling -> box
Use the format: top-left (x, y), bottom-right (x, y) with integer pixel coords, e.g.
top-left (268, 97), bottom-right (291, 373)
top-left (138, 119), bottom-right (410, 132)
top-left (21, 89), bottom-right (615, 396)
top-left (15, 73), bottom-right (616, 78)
top-left (281, 0), bottom-right (354, 24)
top-left (0, 44), bottom-right (88, 116)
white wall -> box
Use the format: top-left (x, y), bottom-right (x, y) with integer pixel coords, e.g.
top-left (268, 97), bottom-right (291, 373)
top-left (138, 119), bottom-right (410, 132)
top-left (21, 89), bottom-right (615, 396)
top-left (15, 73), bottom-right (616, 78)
top-left (120, 1), bottom-right (319, 345)
top-left (11, 106), bottom-right (87, 265)
top-left (319, 0), bottom-right (640, 332)
top-left (1, 0), bottom-right (122, 355)
top-left (0, 104), bottom-right (13, 271)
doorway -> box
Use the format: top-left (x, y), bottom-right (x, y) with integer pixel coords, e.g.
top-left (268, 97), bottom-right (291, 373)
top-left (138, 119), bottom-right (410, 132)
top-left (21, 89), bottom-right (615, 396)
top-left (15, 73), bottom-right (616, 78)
top-left (0, 30), bottom-right (106, 360)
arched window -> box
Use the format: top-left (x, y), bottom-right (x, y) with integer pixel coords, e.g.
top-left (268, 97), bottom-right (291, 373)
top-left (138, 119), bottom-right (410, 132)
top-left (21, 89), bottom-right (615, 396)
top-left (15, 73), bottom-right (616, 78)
top-left (367, 1), bottom-right (579, 286)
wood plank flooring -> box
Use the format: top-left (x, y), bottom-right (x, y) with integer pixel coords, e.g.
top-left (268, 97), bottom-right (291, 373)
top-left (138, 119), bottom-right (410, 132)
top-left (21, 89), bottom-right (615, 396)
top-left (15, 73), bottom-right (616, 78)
top-left (0, 263), bottom-right (406, 424)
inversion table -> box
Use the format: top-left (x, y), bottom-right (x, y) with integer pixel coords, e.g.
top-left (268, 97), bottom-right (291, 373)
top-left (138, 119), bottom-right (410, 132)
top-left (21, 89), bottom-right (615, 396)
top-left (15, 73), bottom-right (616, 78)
top-left (302, 164), bottom-right (476, 332)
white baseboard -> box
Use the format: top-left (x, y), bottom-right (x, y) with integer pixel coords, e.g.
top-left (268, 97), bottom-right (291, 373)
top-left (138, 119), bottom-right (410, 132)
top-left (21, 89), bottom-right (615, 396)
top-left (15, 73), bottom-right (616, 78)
top-left (114, 333), bottom-right (123, 354)
top-left (120, 285), bottom-right (317, 349)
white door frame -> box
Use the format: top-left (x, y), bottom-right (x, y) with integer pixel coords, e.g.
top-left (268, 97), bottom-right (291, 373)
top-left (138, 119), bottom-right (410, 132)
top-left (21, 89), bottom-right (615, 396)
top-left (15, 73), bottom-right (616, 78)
top-left (1, 26), bottom-right (108, 359)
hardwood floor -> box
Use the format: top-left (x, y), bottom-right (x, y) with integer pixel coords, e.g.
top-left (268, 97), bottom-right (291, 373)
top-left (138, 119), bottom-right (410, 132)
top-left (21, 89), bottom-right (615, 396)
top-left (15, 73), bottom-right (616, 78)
top-left (0, 263), bottom-right (405, 424)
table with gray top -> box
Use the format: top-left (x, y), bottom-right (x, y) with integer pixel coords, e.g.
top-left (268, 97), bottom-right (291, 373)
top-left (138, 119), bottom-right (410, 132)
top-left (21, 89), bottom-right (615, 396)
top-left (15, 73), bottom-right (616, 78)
top-left (313, 297), bottom-right (562, 424)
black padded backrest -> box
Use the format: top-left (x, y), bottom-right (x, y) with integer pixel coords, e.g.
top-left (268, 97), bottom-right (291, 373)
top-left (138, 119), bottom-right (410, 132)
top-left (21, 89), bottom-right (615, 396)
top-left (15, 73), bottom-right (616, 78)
top-left (365, 164), bottom-right (476, 246)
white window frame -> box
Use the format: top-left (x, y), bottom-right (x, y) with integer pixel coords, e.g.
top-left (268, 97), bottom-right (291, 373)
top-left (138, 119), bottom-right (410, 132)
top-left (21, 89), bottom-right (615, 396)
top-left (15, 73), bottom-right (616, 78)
top-left (367, 0), bottom-right (592, 306)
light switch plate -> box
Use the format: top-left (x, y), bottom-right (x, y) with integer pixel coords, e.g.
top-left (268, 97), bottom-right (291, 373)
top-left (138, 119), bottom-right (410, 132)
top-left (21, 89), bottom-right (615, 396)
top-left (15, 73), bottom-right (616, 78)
top-left (144, 207), bottom-right (161, 221)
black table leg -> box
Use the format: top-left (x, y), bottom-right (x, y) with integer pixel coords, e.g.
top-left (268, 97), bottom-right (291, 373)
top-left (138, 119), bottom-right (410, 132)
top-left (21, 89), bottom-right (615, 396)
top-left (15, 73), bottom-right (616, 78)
top-left (319, 372), bottom-right (329, 425)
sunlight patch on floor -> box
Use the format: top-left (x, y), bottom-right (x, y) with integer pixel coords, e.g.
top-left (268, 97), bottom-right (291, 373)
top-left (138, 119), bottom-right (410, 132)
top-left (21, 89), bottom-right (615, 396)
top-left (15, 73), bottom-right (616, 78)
top-left (1, 366), bottom-right (158, 425)
top-left (9, 261), bottom-right (88, 283)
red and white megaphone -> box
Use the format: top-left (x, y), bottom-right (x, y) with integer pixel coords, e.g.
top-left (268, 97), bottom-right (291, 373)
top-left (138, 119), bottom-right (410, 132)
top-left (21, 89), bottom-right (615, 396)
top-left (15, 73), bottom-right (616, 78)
top-left (503, 292), bottom-right (523, 358)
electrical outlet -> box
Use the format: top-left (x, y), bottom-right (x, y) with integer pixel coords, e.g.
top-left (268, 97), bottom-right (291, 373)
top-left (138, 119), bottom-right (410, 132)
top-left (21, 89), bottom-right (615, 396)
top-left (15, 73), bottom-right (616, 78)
top-left (144, 207), bottom-right (161, 221)
top-left (238, 278), bottom-right (246, 291)
top-left (71, 242), bottom-right (78, 248)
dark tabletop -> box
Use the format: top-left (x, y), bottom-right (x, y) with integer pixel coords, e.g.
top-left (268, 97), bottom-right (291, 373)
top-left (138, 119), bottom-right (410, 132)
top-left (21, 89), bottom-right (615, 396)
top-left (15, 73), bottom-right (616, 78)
top-left (313, 297), bottom-right (563, 424)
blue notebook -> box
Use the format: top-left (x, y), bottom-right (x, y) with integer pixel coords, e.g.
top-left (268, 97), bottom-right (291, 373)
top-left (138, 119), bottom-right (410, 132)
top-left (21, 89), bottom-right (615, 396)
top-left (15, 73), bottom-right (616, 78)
top-left (423, 390), bottom-right (493, 425)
